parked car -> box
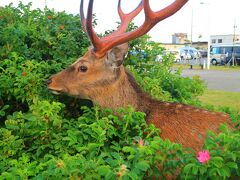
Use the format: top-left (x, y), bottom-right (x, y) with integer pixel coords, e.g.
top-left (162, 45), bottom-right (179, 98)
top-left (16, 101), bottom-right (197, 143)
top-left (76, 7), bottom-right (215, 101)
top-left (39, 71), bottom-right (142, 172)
top-left (179, 47), bottom-right (201, 60)
top-left (198, 50), bottom-right (208, 58)
top-left (155, 50), bottom-right (181, 62)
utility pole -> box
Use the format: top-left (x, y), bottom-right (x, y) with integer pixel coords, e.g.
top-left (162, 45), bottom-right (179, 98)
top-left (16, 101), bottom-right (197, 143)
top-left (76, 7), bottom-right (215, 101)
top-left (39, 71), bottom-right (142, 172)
top-left (232, 19), bottom-right (237, 66)
top-left (233, 20), bottom-right (237, 43)
top-left (45, 0), bottom-right (48, 8)
top-left (200, 1), bottom-right (211, 69)
top-left (190, 9), bottom-right (193, 45)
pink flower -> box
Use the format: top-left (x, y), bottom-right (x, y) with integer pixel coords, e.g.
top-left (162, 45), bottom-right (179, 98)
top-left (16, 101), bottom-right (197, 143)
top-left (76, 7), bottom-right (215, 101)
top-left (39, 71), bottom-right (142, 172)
top-left (138, 139), bottom-right (144, 147)
top-left (197, 150), bottom-right (211, 164)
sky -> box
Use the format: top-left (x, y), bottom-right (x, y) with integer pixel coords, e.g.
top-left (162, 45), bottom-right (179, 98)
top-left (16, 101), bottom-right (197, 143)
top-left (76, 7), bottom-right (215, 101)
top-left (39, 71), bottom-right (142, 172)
top-left (1, 0), bottom-right (240, 43)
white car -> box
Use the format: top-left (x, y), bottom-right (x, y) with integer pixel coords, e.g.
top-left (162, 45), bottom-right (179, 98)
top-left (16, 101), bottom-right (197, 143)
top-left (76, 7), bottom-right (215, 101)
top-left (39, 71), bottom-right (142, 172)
top-left (179, 47), bottom-right (200, 60)
top-left (155, 50), bottom-right (181, 62)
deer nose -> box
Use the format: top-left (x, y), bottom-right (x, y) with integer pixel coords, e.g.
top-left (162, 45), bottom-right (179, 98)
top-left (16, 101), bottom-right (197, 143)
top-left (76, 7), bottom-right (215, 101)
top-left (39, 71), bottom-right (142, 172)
top-left (46, 78), bottom-right (52, 86)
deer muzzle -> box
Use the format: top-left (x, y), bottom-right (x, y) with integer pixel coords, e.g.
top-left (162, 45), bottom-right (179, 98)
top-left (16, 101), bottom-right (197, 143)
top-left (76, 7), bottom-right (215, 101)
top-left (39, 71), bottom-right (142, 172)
top-left (46, 77), bottom-right (65, 95)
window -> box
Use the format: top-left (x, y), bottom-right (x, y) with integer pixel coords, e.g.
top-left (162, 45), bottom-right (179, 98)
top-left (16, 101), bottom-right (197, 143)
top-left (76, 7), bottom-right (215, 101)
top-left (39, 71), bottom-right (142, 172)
top-left (212, 39), bottom-right (216, 44)
top-left (234, 47), bottom-right (240, 53)
top-left (233, 47), bottom-right (240, 59)
top-left (218, 39), bottom-right (223, 43)
top-left (220, 47), bottom-right (225, 54)
top-left (225, 47), bottom-right (233, 54)
top-left (211, 47), bottom-right (221, 54)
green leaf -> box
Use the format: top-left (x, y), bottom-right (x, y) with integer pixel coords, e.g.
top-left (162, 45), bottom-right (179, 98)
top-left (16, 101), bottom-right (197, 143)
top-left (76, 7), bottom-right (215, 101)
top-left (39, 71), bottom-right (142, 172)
top-left (225, 162), bottom-right (238, 169)
top-left (135, 161), bottom-right (150, 171)
top-left (192, 166), bottom-right (199, 175)
top-left (199, 166), bottom-right (207, 175)
top-left (221, 166), bottom-right (231, 178)
top-left (211, 156), bottom-right (223, 168)
top-left (183, 163), bottom-right (195, 174)
top-left (211, 156), bottom-right (223, 162)
top-left (97, 165), bottom-right (111, 176)
top-left (127, 171), bottom-right (139, 179)
top-left (122, 146), bottom-right (135, 154)
top-left (88, 143), bottom-right (101, 150)
top-left (209, 168), bottom-right (218, 176)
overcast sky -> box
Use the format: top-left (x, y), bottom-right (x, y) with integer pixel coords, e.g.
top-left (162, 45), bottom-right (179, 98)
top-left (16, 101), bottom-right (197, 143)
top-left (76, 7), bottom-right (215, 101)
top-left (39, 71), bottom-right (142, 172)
top-left (1, 0), bottom-right (240, 43)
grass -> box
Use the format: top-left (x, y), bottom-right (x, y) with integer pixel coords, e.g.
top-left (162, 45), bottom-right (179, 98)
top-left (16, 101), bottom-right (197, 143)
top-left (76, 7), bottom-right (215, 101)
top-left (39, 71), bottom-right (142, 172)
top-left (199, 90), bottom-right (240, 111)
top-left (172, 63), bottom-right (240, 111)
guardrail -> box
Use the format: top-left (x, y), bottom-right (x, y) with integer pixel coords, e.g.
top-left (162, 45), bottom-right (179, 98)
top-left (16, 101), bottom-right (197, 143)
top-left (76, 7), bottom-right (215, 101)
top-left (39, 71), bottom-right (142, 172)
top-left (178, 58), bottom-right (207, 69)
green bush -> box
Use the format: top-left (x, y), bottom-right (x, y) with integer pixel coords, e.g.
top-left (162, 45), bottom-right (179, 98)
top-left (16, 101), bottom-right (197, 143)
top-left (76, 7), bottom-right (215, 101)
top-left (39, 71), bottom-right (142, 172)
top-left (0, 101), bottom-right (239, 179)
top-left (0, 2), bottom-right (90, 61)
top-left (181, 123), bottom-right (240, 179)
top-left (0, 101), bottom-right (181, 179)
top-left (0, 2), bottom-right (239, 179)
top-left (0, 2), bottom-right (91, 118)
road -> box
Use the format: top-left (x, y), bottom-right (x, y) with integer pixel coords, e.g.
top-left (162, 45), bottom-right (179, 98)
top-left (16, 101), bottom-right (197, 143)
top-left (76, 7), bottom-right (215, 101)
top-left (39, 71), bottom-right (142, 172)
top-left (181, 69), bottom-right (240, 92)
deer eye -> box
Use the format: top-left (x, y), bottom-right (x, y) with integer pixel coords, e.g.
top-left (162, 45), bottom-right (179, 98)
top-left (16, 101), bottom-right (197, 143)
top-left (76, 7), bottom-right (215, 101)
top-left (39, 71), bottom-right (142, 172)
top-left (79, 65), bottom-right (88, 72)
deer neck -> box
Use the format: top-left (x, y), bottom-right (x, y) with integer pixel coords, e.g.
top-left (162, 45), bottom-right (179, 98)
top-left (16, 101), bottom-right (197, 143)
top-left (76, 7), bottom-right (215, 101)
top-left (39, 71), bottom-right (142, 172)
top-left (89, 67), bottom-right (149, 112)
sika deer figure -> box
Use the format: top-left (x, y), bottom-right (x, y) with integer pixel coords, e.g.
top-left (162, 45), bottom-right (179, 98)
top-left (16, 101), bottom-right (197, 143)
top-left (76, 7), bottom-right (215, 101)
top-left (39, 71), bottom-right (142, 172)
top-left (47, 0), bottom-right (232, 152)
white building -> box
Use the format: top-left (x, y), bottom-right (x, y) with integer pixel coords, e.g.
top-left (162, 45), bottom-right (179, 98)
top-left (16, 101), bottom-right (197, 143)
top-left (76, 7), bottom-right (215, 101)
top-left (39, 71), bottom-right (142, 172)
top-left (211, 34), bottom-right (240, 45)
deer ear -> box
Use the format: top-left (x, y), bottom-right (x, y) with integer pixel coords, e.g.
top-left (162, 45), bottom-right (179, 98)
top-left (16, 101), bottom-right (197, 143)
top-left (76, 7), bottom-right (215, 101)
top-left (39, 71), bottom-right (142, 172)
top-left (106, 43), bottom-right (128, 68)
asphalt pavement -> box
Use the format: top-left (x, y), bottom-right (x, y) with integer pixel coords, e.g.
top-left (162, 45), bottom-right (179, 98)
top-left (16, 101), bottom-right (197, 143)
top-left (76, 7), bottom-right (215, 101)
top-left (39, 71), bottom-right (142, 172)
top-left (181, 69), bottom-right (240, 92)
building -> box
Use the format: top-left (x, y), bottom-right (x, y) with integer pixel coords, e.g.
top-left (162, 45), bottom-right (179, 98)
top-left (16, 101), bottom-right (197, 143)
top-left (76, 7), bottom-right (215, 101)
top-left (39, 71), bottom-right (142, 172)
top-left (191, 41), bottom-right (208, 50)
top-left (159, 43), bottom-right (185, 51)
top-left (172, 33), bottom-right (188, 44)
top-left (160, 41), bottom-right (208, 51)
top-left (211, 34), bottom-right (240, 45)
top-left (160, 32), bottom-right (208, 51)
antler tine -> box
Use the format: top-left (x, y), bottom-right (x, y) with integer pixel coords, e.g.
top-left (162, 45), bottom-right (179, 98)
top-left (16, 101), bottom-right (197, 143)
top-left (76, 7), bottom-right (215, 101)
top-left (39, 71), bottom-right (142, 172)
top-left (80, 0), bottom-right (101, 51)
top-left (84, 0), bottom-right (102, 52)
top-left (80, 0), bottom-right (87, 32)
top-left (145, 0), bottom-right (188, 23)
top-left (143, 0), bottom-right (153, 21)
top-left (118, 0), bottom-right (143, 23)
top-left (103, 0), bottom-right (143, 40)
top-left (117, 0), bottom-right (124, 21)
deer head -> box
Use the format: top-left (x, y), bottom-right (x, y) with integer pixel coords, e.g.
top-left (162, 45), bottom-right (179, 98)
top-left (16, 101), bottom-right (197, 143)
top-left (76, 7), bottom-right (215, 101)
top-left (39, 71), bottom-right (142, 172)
top-left (47, 0), bottom-right (188, 107)
top-left (47, 44), bottom-right (129, 99)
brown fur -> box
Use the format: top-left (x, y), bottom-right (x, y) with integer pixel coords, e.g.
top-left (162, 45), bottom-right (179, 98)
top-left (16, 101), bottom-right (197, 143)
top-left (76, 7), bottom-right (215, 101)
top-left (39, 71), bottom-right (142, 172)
top-left (126, 70), bottom-right (231, 151)
top-left (47, 46), bottom-right (232, 152)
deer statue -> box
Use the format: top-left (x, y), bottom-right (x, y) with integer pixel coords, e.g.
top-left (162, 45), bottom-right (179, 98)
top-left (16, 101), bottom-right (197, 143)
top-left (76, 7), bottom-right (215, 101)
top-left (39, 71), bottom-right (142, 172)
top-left (47, 0), bottom-right (232, 152)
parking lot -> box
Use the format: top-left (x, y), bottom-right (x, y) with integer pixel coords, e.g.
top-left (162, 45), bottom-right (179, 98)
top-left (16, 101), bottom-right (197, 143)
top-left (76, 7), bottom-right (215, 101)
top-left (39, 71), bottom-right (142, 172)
top-left (181, 69), bottom-right (240, 92)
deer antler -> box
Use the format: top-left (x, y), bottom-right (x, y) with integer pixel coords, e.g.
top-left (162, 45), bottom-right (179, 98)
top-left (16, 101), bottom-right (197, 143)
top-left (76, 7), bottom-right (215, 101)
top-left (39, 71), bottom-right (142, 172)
top-left (106, 0), bottom-right (143, 38)
top-left (80, 0), bottom-right (87, 32)
top-left (80, 0), bottom-right (188, 58)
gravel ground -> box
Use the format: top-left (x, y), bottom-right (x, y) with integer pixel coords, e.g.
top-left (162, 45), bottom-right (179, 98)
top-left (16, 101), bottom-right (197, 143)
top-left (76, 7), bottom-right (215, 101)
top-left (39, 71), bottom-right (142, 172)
top-left (181, 69), bottom-right (240, 92)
